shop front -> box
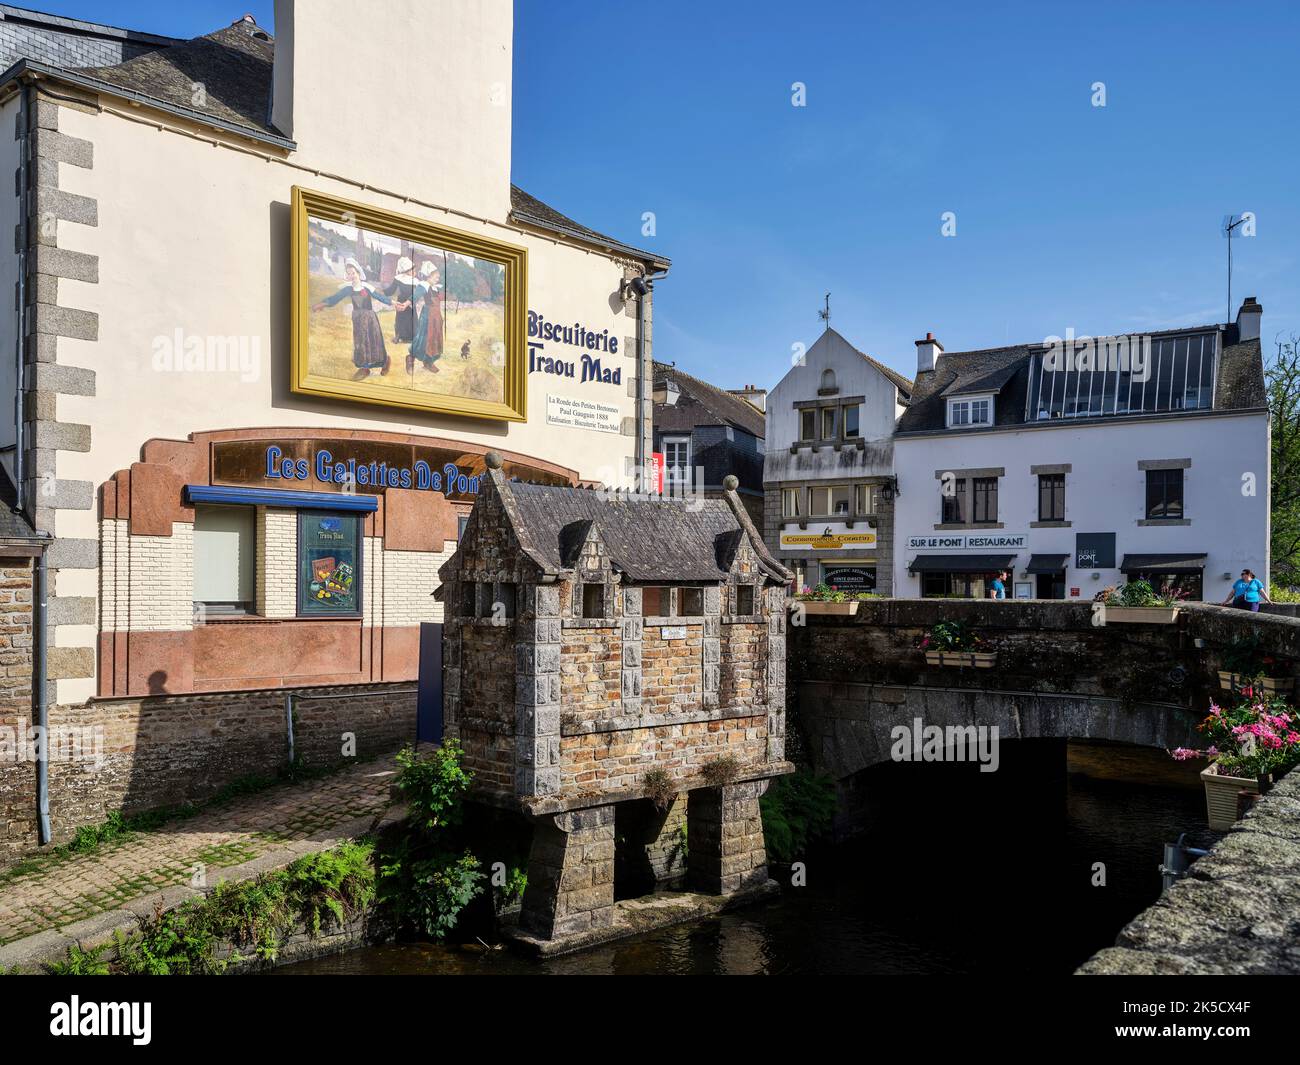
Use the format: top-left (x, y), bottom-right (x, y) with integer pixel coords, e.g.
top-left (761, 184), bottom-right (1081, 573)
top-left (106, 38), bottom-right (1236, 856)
top-left (1119, 553), bottom-right (1207, 600)
top-left (778, 522), bottom-right (879, 592)
top-left (909, 553), bottom-right (1018, 599)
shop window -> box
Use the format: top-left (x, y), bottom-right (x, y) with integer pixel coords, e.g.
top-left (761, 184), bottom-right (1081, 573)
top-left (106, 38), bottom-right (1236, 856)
top-left (1145, 468), bottom-right (1184, 519)
top-left (921, 572), bottom-right (985, 598)
top-left (799, 409), bottom-right (816, 441)
top-left (941, 479), bottom-right (966, 524)
top-left (678, 587), bottom-right (704, 616)
top-left (844, 405), bottom-right (860, 438)
top-left (582, 583), bottom-right (605, 619)
top-left (972, 477), bottom-right (998, 524)
top-left (642, 585), bottom-right (669, 616)
top-left (781, 488), bottom-right (802, 519)
top-left (1038, 473), bottom-right (1065, 521)
top-left (297, 511), bottom-right (361, 616)
top-left (193, 504), bottom-right (255, 615)
top-left (735, 584), bottom-right (755, 615)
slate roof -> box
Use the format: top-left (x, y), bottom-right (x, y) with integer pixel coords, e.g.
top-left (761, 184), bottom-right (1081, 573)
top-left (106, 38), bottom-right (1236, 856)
top-left (897, 327), bottom-right (1266, 434)
top-left (0, 463), bottom-right (41, 542)
top-left (653, 362), bottom-right (765, 438)
top-left (494, 478), bottom-right (788, 583)
top-left (78, 19), bottom-right (275, 140)
top-left (16, 16), bottom-right (665, 265)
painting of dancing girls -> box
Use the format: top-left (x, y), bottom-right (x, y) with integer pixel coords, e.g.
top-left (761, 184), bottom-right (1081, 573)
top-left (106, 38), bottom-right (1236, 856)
top-left (291, 187), bottom-right (528, 421)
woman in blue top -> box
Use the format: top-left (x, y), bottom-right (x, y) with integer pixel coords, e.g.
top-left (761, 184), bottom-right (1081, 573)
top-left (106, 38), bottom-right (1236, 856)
top-left (1223, 569), bottom-right (1270, 611)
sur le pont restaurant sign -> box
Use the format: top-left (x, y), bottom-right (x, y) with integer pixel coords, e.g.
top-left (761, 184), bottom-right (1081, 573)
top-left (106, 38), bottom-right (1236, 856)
top-left (211, 439), bottom-right (568, 503)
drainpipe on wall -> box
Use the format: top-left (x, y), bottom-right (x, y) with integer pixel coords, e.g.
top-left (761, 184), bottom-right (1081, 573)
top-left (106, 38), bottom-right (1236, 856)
top-left (14, 82), bottom-right (31, 517)
top-left (631, 269), bottom-right (668, 490)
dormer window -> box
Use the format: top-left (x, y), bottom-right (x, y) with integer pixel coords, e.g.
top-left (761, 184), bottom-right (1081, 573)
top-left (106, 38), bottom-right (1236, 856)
top-left (948, 396), bottom-right (992, 428)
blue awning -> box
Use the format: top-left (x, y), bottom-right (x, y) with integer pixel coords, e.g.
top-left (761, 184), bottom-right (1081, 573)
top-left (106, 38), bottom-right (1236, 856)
top-left (185, 484), bottom-right (378, 512)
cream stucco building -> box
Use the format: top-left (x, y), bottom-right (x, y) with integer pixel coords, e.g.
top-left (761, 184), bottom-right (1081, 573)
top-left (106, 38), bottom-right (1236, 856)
top-left (0, 0), bottom-right (668, 711)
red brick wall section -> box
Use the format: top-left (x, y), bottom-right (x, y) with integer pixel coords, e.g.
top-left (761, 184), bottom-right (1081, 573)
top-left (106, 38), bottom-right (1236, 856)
top-left (640, 623), bottom-right (704, 711)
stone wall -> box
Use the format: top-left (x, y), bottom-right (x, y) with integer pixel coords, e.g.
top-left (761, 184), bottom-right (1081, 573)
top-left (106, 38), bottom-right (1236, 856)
top-left (1, 682), bottom-right (416, 864)
top-left (1079, 766), bottom-right (1300, 975)
top-left (0, 558), bottom-right (35, 858)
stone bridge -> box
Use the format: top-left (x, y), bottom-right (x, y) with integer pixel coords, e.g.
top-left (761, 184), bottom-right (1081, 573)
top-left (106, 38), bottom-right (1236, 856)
top-left (787, 600), bottom-right (1300, 784)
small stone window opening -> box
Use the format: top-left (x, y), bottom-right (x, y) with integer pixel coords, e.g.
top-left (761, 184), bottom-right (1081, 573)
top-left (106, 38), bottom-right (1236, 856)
top-left (582, 582), bottom-right (605, 619)
top-left (735, 585), bottom-right (755, 615)
top-left (477, 582), bottom-right (494, 618)
top-left (461, 581), bottom-right (477, 618)
top-left (678, 587), bottom-right (704, 616)
top-left (495, 583), bottom-right (517, 620)
top-left (642, 585), bottom-right (669, 617)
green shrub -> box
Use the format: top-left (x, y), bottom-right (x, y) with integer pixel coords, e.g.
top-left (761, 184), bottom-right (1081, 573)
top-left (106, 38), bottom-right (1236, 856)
top-left (393, 740), bottom-right (474, 833)
top-left (760, 770), bottom-right (838, 864)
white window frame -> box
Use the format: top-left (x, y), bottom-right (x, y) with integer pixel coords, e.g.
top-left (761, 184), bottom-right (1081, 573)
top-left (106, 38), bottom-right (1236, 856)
top-left (947, 394), bottom-right (994, 428)
top-left (663, 435), bottom-right (692, 488)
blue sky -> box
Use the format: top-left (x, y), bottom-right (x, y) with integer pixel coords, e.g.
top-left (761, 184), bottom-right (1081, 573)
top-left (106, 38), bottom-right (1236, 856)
top-left (40, 1), bottom-right (1300, 389)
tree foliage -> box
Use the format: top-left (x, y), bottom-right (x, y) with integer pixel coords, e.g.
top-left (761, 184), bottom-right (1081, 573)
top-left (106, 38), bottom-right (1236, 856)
top-left (1268, 335), bottom-right (1300, 586)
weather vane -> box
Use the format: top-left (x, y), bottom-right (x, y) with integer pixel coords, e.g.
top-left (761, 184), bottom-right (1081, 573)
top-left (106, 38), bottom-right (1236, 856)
top-left (819, 292), bottom-right (831, 331)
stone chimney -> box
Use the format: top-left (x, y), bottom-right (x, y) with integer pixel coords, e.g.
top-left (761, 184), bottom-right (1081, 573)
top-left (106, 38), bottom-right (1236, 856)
top-left (915, 332), bottom-right (944, 374)
top-left (1236, 297), bottom-right (1262, 343)
top-left (728, 385), bottom-right (767, 412)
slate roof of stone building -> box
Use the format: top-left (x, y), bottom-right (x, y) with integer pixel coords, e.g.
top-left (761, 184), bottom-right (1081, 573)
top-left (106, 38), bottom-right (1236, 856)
top-left (0, 465), bottom-right (41, 542)
top-left (15, 16), bottom-right (666, 266)
top-left (497, 479), bottom-right (788, 583)
top-left (77, 19), bottom-right (275, 138)
top-left (896, 327), bottom-right (1266, 434)
top-left (653, 361), bottom-right (766, 438)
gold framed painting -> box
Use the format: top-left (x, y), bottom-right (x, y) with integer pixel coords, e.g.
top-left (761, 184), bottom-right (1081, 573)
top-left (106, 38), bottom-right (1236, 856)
top-left (290, 186), bottom-right (527, 421)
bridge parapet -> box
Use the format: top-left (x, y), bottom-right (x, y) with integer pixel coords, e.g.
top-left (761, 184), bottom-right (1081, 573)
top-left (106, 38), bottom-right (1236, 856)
top-left (788, 600), bottom-right (1300, 781)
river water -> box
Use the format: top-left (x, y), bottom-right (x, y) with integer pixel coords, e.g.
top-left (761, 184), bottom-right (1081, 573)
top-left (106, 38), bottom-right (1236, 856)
top-left (279, 741), bottom-right (1206, 976)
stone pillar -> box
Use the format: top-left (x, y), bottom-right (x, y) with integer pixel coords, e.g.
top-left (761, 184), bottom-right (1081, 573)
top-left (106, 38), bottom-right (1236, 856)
top-left (520, 806), bottom-right (616, 939)
top-left (702, 585), bottom-right (721, 709)
top-left (621, 585), bottom-right (643, 715)
top-left (687, 781), bottom-right (770, 895)
top-left (765, 585), bottom-right (787, 762)
top-left (514, 583), bottom-right (562, 797)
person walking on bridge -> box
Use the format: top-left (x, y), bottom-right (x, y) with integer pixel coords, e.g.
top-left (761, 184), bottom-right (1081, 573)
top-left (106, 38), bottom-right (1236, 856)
top-left (1223, 569), bottom-right (1270, 611)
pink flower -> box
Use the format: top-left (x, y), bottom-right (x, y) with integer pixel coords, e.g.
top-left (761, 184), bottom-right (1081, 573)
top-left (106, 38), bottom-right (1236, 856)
top-left (1207, 746), bottom-right (1219, 756)
top-left (1170, 747), bottom-right (1203, 761)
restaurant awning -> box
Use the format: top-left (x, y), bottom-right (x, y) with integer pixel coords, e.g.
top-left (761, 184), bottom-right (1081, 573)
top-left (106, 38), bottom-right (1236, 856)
top-left (1119, 553), bottom-right (1207, 574)
top-left (908, 554), bottom-right (1017, 574)
top-left (1025, 553), bottom-right (1070, 573)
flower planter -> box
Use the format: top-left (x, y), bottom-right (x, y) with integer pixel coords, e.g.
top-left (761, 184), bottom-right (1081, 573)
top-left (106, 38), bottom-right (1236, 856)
top-left (1216, 671), bottom-right (1294, 695)
top-left (798, 600), bottom-right (860, 616)
top-left (924, 650), bottom-right (997, 669)
top-left (1102, 606), bottom-right (1180, 625)
top-left (1200, 765), bottom-right (1268, 831)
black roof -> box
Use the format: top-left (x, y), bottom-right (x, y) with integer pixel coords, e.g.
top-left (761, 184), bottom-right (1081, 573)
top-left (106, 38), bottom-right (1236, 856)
top-left (907, 553), bottom-right (1016, 573)
top-left (653, 362), bottom-right (765, 439)
top-left (0, 464), bottom-right (41, 541)
top-left (456, 473), bottom-right (788, 584)
top-left (897, 328), bottom-right (1265, 434)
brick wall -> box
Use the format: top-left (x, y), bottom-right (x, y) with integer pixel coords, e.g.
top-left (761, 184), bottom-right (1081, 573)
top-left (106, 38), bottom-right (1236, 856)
top-left (560, 717), bottom-right (767, 792)
top-left (257, 508), bottom-right (297, 618)
top-left (100, 518), bottom-right (193, 631)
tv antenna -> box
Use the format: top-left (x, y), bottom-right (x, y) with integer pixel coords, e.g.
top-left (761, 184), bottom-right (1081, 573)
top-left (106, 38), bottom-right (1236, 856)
top-left (818, 292), bottom-right (831, 331)
top-left (1225, 214), bottom-right (1250, 324)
